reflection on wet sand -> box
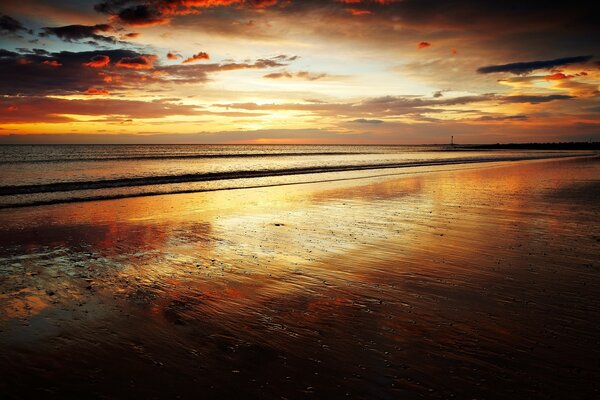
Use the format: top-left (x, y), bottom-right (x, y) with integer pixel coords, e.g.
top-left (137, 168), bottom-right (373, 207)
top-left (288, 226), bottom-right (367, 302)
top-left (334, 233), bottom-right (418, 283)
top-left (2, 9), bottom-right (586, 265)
top-left (1, 157), bottom-right (599, 399)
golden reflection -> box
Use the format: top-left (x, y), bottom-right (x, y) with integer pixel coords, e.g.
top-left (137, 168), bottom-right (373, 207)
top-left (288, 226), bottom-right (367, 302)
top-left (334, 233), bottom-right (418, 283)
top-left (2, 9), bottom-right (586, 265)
top-left (0, 157), bottom-right (599, 400)
top-left (1, 157), bottom-right (599, 399)
top-left (0, 289), bottom-right (48, 321)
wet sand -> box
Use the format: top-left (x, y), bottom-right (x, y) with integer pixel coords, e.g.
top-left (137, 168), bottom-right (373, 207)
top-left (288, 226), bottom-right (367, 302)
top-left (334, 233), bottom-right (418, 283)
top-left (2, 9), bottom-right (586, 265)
top-left (1, 156), bottom-right (599, 399)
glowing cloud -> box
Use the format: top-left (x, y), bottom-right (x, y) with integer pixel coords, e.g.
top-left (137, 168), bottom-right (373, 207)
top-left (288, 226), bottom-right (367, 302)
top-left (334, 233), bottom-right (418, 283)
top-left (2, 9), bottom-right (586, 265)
top-left (85, 87), bottom-right (110, 95)
top-left (182, 52), bottom-right (210, 64)
top-left (42, 60), bottom-right (62, 67)
top-left (116, 55), bottom-right (157, 69)
top-left (83, 55), bottom-right (111, 68)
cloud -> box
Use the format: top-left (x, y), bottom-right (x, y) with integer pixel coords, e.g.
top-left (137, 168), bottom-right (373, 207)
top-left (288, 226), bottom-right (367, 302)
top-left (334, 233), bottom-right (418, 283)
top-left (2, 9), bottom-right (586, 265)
top-left (352, 118), bottom-right (384, 124)
top-left (16, 48), bottom-right (50, 55)
top-left (41, 24), bottom-right (117, 43)
top-left (95, 0), bottom-right (281, 26)
top-left (155, 55), bottom-right (298, 83)
top-left (476, 115), bottom-right (528, 121)
top-left (115, 4), bottom-right (170, 26)
top-left (0, 49), bottom-right (143, 95)
top-left (0, 96), bottom-right (201, 123)
top-left (83, 55), bottom-right (111, 68)
top-left (0, 49), bottom-right (19, 58)
top-left (501, 94), bottom-right (573, 104)
top-left (182, 52), bottom-right (210, 64)
top-left (85, 88), bottom-right (110, 95)
top-left (346, 8), bottom-right (373, 16)
top-left (0, 14), bottom-right (30, 35)
top-left (544, 72), bottom-right (573, 81)
top-left (167, 51), bottom-right (182, 60)
top-left (417, 41), bottom-right (430, 49)
top-left (116, 54), bottom-right (157, 69)
top-left (263, 70), bottom-right (327, 80)
top-left (264, 71), bottom-right (292, 79)
top-left (477, 55), bottom-right (594, 75)
top-left (214, 93), bottom-right (575, 120)
top-left (42, 60), bottom-right (62, 67)
top-left (0, 48), bottom-right (299, 97)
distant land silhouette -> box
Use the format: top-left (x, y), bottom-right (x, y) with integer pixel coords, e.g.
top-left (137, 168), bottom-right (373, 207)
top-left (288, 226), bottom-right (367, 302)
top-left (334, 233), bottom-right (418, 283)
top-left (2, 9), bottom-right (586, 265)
top-left (458, 142), bottom-right (600, 150)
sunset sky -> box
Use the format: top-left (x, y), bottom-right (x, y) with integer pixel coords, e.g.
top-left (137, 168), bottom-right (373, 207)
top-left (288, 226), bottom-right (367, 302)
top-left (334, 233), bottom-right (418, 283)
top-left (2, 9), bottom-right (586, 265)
top-left (0, 0), bottom-right (598, 144)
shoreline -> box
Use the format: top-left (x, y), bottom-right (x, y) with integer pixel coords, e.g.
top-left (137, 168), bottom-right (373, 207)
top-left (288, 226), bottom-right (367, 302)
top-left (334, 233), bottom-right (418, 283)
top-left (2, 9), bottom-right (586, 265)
top-left (1, 153), bottom-right (596, 210)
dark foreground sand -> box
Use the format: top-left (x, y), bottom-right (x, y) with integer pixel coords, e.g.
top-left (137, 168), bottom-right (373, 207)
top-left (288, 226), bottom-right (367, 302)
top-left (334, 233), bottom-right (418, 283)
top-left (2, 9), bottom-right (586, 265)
top-left (1, 156), bottom-right (599, 399)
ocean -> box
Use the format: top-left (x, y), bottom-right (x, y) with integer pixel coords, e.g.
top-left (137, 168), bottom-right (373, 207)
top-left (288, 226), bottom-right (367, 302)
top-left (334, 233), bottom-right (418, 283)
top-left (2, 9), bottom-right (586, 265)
top-left (0, 144), bottom-right (586, 208)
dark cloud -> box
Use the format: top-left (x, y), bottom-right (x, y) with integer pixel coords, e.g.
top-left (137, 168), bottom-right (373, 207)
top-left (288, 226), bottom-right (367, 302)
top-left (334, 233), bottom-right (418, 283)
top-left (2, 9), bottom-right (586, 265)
top-left (501, 94), bottom-right (574, 104)
top-left (362, 0), bottom-right (597, 31)
top-left (42, 60), bottom-right (62, 67)
top-left (0, 49), bottom-right (19, 58)
top-left (0, 49), bottom-right (142, 95)
top-left (94, 0), bottom-right (281, 26)
top-left (116, 54), bottom-right (157, 69)
top-left (0, 96), bottom-right (201, 123)
top-left (86, 1), bottom-right (599, 65)
top-left (477, 115), bottom-right (528, 121)
top-left (16, 48), bottom-right (51, 55)
top-left (41, 24), bottom-right (117, 43)
top-left (0, 48), bottom-right (299, 96)
top-left (116, 4), bottom-right (169, 26)
top-left (352, 118), bottom-right (384, 124)
top-left (0, 14), bottom-right (31, 35)
top-left (83, 55), bottom-right (111, 68)
top-left (477, 55), bottom-right (593, 75)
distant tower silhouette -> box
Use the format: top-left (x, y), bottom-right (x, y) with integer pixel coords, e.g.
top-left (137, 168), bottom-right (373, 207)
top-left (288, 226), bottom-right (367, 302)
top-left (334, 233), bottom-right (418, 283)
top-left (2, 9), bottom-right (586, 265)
top-left (451, 135), bottom-right (454, 146)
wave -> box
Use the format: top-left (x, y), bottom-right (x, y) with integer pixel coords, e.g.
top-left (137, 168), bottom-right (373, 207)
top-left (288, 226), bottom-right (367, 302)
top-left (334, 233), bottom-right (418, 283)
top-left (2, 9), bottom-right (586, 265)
top-left (0, 151), bottom-right (373, 165)
top-left (0, 155), bottom-right (573, 197)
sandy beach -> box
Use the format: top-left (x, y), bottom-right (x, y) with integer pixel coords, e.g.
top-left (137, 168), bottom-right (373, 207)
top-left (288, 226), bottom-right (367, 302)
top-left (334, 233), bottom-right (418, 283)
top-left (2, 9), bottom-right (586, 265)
top-left (1, 156), bottom-right (599, 399)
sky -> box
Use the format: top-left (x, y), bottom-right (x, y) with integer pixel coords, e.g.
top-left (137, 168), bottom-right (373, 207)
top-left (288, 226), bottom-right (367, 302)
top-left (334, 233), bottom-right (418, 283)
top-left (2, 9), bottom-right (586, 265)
top-left (0, 0), bottom-right (598, 144)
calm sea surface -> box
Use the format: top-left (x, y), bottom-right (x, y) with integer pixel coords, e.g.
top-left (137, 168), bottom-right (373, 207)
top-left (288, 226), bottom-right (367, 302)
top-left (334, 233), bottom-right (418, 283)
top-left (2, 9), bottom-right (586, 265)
top-left (0, 144), bottom-right (587, 207)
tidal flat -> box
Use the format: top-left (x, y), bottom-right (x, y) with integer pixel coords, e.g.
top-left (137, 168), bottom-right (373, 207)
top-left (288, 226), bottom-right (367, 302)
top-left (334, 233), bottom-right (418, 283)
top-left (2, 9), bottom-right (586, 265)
top-left (1, 156), bottom-right (599, 399)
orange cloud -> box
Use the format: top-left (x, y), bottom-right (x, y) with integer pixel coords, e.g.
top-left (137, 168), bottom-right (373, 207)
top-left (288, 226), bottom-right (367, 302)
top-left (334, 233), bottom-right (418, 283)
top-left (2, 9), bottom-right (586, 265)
top-left (85, 88), bottom-right (110, 95)
top-left (182, 52), bottom-right (210, 64)
top-left (338, 0), bottom-right (393, 3)
top-left (346, 8), bottom-right (372, 15)
top-left (106, 0), bottom-right (280, 26)
top-left (167, 51), bottom-right (182, 60)
top-left (83, 55), bottom-right (110, 68)
top-left (545, 72), bottom-right (573, 81)
top-left (42, 60), bottom-right (62, 67)
top-left (417, 41), bottom-right (431, 49)
top-left (116, 55), bottom-right (157, 69)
